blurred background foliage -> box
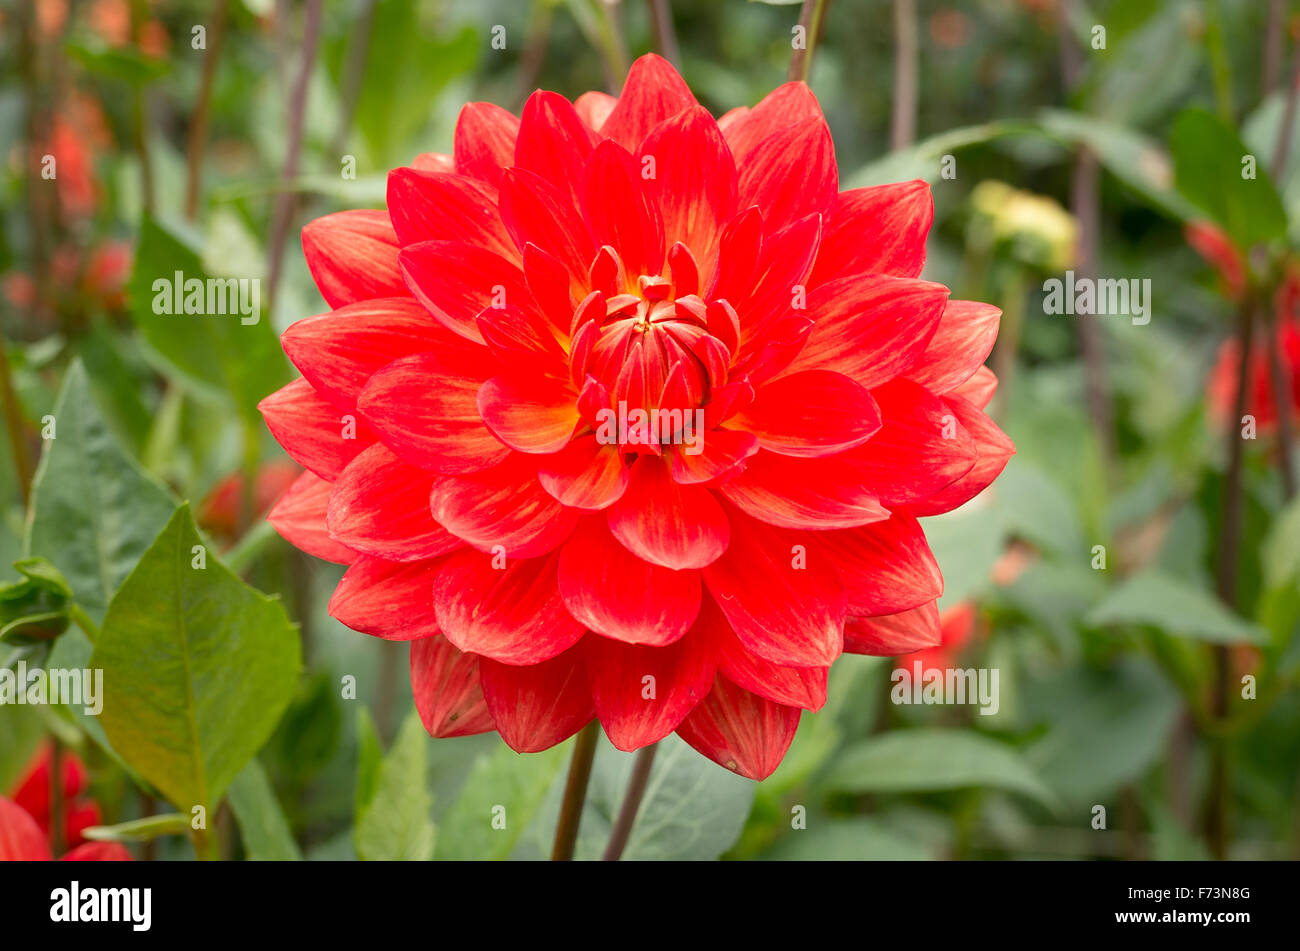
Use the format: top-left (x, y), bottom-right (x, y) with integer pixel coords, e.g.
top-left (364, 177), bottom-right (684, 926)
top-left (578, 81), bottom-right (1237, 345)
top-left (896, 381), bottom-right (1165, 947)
top-left (1, 0), bottom-right (1298, 861)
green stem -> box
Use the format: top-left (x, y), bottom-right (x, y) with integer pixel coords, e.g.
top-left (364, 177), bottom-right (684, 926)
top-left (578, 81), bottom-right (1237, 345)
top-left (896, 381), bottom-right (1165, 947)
top-left (0, 333), bottom-right (33, 506)
top-left (67, 602), bottom-right (101, 644)
top-left (1205, 0), bottom-right (1235, 122)
top-left (551, 722), bottom-right (600, 861)
top-left (224, 518), bottom-right (279, 575)
top-left (788, 0), bottom-right (832, 83)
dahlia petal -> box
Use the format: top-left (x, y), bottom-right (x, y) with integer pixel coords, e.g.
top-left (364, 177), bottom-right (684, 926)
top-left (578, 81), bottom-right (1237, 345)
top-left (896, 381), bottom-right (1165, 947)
top-left (724, 213), bottom-right (821, 348)
top-left (581, 139), bottom-right (666, 279)
top-left (720, 451), bottom-right (890, 530)
top-left (399, 239), bottom-right (534, 344)
top-left (410, 152), bottom-right (456, 173)
top-left (698, 595), bottom-right (828, 710)
top-left (281, 297), bottom-right (462, 410)
top-left (845, 378), bottom-right (977, 508)
top-left (813, 514), bottom-right (943, 616)
top-left (779, 274), bottom-right (949, 389)
top-left (702, 512), bottom-right (844, 667)
top-left (516, 90), bottom-right (599, 212)
top-left (951, 365), bottom-right (998, 409)
top-left (477, 374), bottom-right (581, 454)
top-left (0, 795), bottom-right (53, 860)
top-left (600, 53), bottom-right (697, 151)
top-left (329, 556), bottom-right (443, 640)
top-left (732, 370), bottom-right (881, 457)
top-left (523, 243), bottom-right (578, 342)
top-left (433, 549), bottom-right (584, 665)
top-left (259, 378), bottom-right (373, 480)
top-left (558, 517), bottom-right (701, 646)
top-left (843, 601), bottom-right (942, 655)
top-left (479, 643), bottom-right (593, 753)
top-left (710, 205), bottom-right (762, 300)
top-left (588, 634), bottom-right (716, 751)
top-left (476, 301), bottom-right (568, 375)
top-left (906, 299), bottom-right (1002, 395)
top-left (537, 434), bottom-right (630, 510)
top-left (575, 90), bottom-right (617, 130)
top-left (358, 352), bottom-right (509, 474)
top-left (267, 471), bottom-right (356, 565)
top-left (809, 181), bottom-right (933, 284)
top-left (410, 636), bottom-right (497, 738)
top-left (499, 167), bottom-right (597, 297)
top-left (723, 82), bottom-right (824, 166)
top-left (301, 210), bottom-right (405, 309)
top-left (430, 455), bottom-right (580, 558)
top-left (327, 444), bottom-right (463, 561)
top-left (670, 428), bottom-right (759, 484)
top-left (61, 842), bottom-right (132, 861)
top-left (909, 394), bottom-right (1015, 515)
top-left (385, 167), bottom-right (517, 260)
top-left (454, 101), bottom-right (520, 186)
top-left (736, 117), bottom-right (838, 232)
top-left (607, 455), bottom-right (730, 570)
top-left (676, 675), bottom-right (801, 781)
top-left (639, 106), bottom-right (737, 285)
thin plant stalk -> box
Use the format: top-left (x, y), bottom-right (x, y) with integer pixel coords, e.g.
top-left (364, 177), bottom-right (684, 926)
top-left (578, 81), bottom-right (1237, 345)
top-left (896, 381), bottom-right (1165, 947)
top-left (551, 722), bottom-right (600, 860)
top-left (602, 744), bottom-right (658, 860)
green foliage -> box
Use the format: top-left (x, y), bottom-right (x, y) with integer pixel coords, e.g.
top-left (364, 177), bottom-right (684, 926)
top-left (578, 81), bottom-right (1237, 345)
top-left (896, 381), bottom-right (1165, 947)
top-left (353, 711), bottom-right (436, 861)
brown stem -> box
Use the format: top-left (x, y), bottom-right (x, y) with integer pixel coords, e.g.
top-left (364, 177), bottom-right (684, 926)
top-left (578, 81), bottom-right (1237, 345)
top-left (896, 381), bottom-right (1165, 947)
top-left (1272, 43), bottom-right (1300, 176)
top-left (1264, 0), bottom-right (1287, 96)
top-left (646, 0), bottom-right (681, 70)
top-left (330, 0), bottom-right (378, 158)
top-left (130, 0), bottom-right (154, 214)
top-left (516, 0), bottom-right (554, 107)
top-left (0, 332), bottom-right (33, 506)
top-left (184, 0), bottom-right (230, 220)
top-left (551, 721), bottom-right (600, 861)
top-left (889, 0), bottom-right (917, 150)
top-left (788, 0), bottom-right (832, 84)
top-left (18, 0), bottom-right (54, 322)
top-left (265, 0), bottom-right (324, 314)
top-left (601, 743), bottom-right (658, 860)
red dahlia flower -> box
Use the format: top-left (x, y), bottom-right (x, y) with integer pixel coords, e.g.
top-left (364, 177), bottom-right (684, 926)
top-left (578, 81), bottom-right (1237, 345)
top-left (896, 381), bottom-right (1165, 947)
top-left (2, 747), bottom-right (130, 861)
top-left (260, 55), bottom-right (1014, 779)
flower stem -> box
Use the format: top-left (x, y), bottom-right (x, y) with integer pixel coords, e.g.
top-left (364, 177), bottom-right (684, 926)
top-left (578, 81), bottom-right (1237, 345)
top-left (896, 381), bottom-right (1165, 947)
top-left (788, 0), bottom-right (831, 84)
top-left (551, 721), bottom-right (600, 861)
top-left (67, 602), bottom-right (101, 644)
top-left (646, 0), bottom-right (680, 70)
top-left (602, 743), bottom-right (657, 860)
top-left (889, 0), bottom-right (917, 150)
top-left (184, 0), bottom-right (229, 220)
top-left (0, 333), bottom-right (33, 506)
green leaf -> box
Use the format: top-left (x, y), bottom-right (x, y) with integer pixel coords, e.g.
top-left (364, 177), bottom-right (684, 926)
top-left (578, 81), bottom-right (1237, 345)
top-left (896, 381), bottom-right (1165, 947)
top-left (1170, 107), bottom-right (1287, 251)
top-left (760, 817), bottom-right (933, 861)
top-left (1086, 570), bottom-right (1268, 643)
top-left (64, 39), bottom-right (171, 85)
top-left (227, 760), bottom-right (303, 860)
top-left (436, 741), bottom-right (567, 860)
top-left (353, 711), bottom-right (435, 861)
top-left (83, 813), bottom-right (191, 843)
top-left (845, 120), bottom-right (1037, 188)
top-left (24, 360), bottom-right (177, 623)
top-left (823, 729), bottom-right (1058, 810)
top-left (89, 505), bottom-right (300, 813)
top-left (127, 214), bottom-right (289, 422)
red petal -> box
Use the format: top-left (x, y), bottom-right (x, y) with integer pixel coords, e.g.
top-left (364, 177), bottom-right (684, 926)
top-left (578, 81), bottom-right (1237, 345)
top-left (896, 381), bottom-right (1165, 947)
top-left (905, 300), bottom-right (1001, 395)
top-left (723, 82), bottom-right (824, 166)
top-left (479, 643), bottom-right (594, 752)
top-left (410, 636), bottom-right (496, 738)
top-left (499, 167), bottom-right (597, 298)
top-left (537, 434), bottom-right (630, 510)
top-left (588, 634), bottom-right (715, 751)
top-left (720, 451), bottom-right (890, 530)
top-left (575, 91), bottom-right (617, 130)
top-left (723, 213), bottom-right (822, 350)
top-left (810, 181), bottom-right (933, 284)
top-left (606, 455), bottom-right (730, 570)
top-left (433, 549), bottom-right (584, 665)
top-left (701, 511), bottom-right (844, 667)
top-left (732, 370), bottom-right (880, 457)
top-left (399, 239), bottom-right (534, 344)
top-left (846, 378), bottom-right (977, 508)
top-left (477, 374), bottom-right (580, 454)
top-left (600, 53), bottom-right (697, 151)
top-left (910, 394), bottom-right (1015, 515)
top-left (267, 471), bottom-right (356, 565)
top-left (951, 365), bottom-right (998, 409)
top-left (843, 601), bottom-right (942, 655)
top-left (454, 101), bottom-right (520, 187)
top-left (558, 517), bottom-right (701, 646)
top-left (411, 152), bottom-right (455, 173)
top-left (0, 795), bottom-right (53, 860)
top-left (639, 106), bottom-right (737, 285)
top-left (698, 595), bottom-right (828, 710)
top-left (329, 555), bottom-right (443, 640)
top-left (430, 455), bottom-right (580, 558)
top-left (301, 210), bottom-right (405, 308)
top-left (581, 139), bottom-right (665, 279)
top-left (515, 90), bottom-right (598, 213)
top-left (327, 444), bottom-right (462, 561)
top-left (780, 275), bottom-right (949, 389)
top-left (260, 378), bottom-right (373, 480)
top-left (676, 676), bottom-right (801, 780)
top-left (670, 428), bottom-right (759, 485)
top-left (61, 842), bottom-right (132, 861)
top-left (281, 297), bottom-right (463, 410)
top-left (736, 117), bottom-right (838, 232)
top-left (385, 167), bottom-right (516, 259)
top-left (813, 514), bottom-right (942, 616)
